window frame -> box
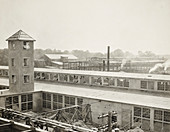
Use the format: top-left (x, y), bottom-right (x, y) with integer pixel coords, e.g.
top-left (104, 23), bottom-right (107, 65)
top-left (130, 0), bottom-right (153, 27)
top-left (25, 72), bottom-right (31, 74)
top-left (23, 75), bottom-right (30, 84)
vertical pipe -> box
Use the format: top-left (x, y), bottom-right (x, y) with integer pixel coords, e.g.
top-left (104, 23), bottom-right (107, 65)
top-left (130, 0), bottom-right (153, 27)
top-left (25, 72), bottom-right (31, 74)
top-left (103, 60), bottom-right (105, 71)
top-left (107, 46), bottom-right (110, 71)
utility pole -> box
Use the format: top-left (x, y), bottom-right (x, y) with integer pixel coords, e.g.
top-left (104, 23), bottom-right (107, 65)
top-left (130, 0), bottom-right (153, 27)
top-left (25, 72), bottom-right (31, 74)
top-left (107, 46), bottom-right (110, 71)
top-left (98, 111), bottom-right (117, 132)
top-left (108, 111), bottom-right (112, 132)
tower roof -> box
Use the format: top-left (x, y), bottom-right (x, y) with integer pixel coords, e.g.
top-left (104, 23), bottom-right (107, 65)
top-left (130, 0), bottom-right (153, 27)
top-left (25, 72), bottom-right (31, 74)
top-left (6, 30), bottom-right (35, 41)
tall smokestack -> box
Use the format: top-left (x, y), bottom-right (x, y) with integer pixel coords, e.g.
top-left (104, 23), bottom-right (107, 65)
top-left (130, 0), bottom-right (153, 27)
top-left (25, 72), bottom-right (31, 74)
top-left (107, 46), bottom-right (110, 71)
top-left (103, 60), bottom-right (105, 71)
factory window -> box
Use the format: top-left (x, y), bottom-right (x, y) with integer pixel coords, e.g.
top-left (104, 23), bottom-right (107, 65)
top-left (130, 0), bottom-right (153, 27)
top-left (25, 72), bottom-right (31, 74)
top-left (70, 97), bottom-right (75, 105)
top-left (23, 58), bottom-right (29, 66)
top-left (23, 75), bottom-right (30, 83)
top-left (21, 94), bottom-right (33, 111)
top-left (23, 41), bottom-right (30, 50)
top-left (13, 96), bottom-right (19, 104)
top-left (64, 95), bottom-right (76, 113)
top-left (103, 77), bottom-right (109, 86)
top-left (165, 82), bottom-right (170, 91)
top-left (141, 81), bottom-right (147, 89)
top-left (109, 78), bottom-right (115, 86)
top-left (11, 75), bottom-right (16, 83)
top-left (134, 107), bottom-right (141, 117)
top-left (157, 82), bottom-right (165, 91)
top-left (91, 76), bottom-right (102, 85)
top-left (124, 79), bottom-right (129, 87)
top-left (80, 75), bottom-right (89, 84)
top-left (77, 98), bottom-right (83, 105)
top-left (73, 75), bottom-right (79, 83)
top-left (154, 110), bottom-right (162, 121)
top-left (134, 107), bottom-right (151, 131)
top-left (154, 110), bottom-right (170, 131)
top-left (69, 75), bottom-right (74, 83)
top-left (53, 94), bottom-right (63, 110)
top-left (142, 108), bottom-right (150, 119)
top-left (11, 43), bottom-right (15, 49)
top-left (117, 78), bottom-right (129, 87)
top-left (5, 96), bottom-right (19, 110)
top-left (164, 111), bottom-right (170, 122)
top-left (42, 92), bottom-right (51, 109)
top-left (157, 81), bottom-right (170, 91)
top-left (117, 79), bottom-right (124, 87)
top-left (11, 58), bottom-right (15, 66)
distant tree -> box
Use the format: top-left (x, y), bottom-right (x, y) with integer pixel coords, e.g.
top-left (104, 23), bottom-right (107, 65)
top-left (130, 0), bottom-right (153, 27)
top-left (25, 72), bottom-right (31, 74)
top-left (138, 51), bottom-right (156, 57)
top-left (63, 50), bottom-right (69, 54)
top-left (0, 48), bottom-right (8, 65)
top-left (124, 51), bottom-right (134, 58)
top-left (111, 49), bottom-right (124, 57)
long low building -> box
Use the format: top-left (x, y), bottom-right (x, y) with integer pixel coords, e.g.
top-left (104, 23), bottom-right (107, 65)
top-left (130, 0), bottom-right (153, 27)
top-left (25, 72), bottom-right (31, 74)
top-left (0, 78), bottom-right (170, 132)
top-left (1, 66), bottom-right (170, 94)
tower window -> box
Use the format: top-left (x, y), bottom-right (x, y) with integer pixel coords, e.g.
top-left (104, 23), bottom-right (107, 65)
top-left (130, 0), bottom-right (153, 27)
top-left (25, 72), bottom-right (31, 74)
top-left (23, 75), bottom-right (30, 83)
top-left (11, 75), bottom-right (16, 83)
top-left (11, 58), bottom-right (15, 66)
top-left (11, 43), bottom-right (15, 49)
top-left (23, 58), bottom-right (29, 66)
top-left (23, 41), bottom-right (30, 50)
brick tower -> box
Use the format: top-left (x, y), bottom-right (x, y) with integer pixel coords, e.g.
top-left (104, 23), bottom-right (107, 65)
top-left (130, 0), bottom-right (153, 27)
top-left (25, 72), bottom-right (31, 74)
top-left (6, 30), bottom-right (35, 93)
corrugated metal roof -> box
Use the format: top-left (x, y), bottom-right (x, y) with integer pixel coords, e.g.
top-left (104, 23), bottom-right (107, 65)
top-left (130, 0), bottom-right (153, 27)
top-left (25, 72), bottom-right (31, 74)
top-left (45, 54), bottom-right (78, 60)
top-left (6, 30), bottom-right (35, 41)
top-left (0, 78), bottom-right (170, 110)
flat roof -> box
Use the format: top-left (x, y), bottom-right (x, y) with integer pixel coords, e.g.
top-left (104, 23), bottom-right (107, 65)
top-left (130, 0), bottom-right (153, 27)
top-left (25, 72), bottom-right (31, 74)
top-left (0, 66), bottom-right (170, 81)
top-left (0, 78), bottom-right (170, 110)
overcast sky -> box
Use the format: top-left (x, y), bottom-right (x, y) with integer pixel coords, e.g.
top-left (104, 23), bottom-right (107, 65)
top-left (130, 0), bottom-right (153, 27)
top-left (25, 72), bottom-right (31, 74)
top-left (0, 0), bottom-right (170, 54)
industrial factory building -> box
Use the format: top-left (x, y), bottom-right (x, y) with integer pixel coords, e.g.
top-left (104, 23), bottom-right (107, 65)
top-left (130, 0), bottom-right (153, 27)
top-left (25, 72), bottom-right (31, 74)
top-left (0, 30), bottom-right (170, 132)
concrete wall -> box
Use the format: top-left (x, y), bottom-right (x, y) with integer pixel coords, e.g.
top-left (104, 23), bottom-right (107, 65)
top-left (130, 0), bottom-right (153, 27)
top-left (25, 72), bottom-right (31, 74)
top-left (82, 98), bottom-right (132, 128)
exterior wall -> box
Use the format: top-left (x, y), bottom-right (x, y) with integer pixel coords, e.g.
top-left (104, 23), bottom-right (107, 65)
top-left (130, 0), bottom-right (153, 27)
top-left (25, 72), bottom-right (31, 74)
top-left (0, 96), bottom-right (6, 108)
top-left (129, 79), bottom-right (140, 89)
top-left (8, 40), bottom-right (34, 93)
top-left (82, 98), bottom-right (132, 129)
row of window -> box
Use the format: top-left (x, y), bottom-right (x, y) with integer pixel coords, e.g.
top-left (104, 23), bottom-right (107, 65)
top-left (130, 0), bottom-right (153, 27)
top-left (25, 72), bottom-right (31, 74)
top-left (35, 72), bottom-right (170, 92)
top-left (11, 75), bottom-right (30, 84)
top-left (11, 58), bottom-right (29, 67)
top-left (42, 93), bottom-right (83, 114)
top-left (141, 81), bottom-right (170, 91)
top-left (134, 107), bottom-right (170, 132)
top-left (10, 41), bottom-right (30, 50)
top-left (5, 94), bottom-right (33, 111)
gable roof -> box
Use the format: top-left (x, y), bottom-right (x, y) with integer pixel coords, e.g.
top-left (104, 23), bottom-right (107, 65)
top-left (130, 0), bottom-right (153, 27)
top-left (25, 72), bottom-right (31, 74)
top-left (6, 30), bottom-right (35, 41)
top-left (45, 54), bottom-right (78, 60)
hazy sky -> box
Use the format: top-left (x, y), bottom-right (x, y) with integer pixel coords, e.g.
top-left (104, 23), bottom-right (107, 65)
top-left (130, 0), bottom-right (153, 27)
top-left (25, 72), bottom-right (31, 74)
top-left (0, 0), bottom-right (170, 54)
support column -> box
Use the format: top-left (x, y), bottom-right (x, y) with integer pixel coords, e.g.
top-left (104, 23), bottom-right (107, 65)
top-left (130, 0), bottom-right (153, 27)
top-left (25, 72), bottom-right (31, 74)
top-left (150, 108), bottom-right (154, 131)
top-left (154, 81), bottom-right (157, 91)
top-left (75, 97), bottom-right (77, 105)
top-left (62, 95), bottom-right (65, 107)
top-left (19, 95), bottom-right (22, 111)
top-left (89, 76), bottom-right (92, 85)
top-left (67, 74), bottom-right (70, 83)
top-left (101, 77), bottom-right (104, 86)
top-left (58, 74), bottom-right (60, 82)
top-left (51, 94), bottom-right (53, 110)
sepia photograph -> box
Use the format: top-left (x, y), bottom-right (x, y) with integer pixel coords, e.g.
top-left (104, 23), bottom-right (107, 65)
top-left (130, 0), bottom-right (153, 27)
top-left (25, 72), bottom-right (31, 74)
top-left (0, 0), bottom-right (170, 131)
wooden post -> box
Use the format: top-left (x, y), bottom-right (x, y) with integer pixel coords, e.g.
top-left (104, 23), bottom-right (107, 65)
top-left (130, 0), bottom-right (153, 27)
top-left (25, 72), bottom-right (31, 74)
top-left (108, 111), bottom-right (112, 132)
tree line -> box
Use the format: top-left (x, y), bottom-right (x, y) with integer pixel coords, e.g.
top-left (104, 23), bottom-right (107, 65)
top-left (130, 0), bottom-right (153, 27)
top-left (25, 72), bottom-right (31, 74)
top-left (0, 48), bottom-right (157, 66)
